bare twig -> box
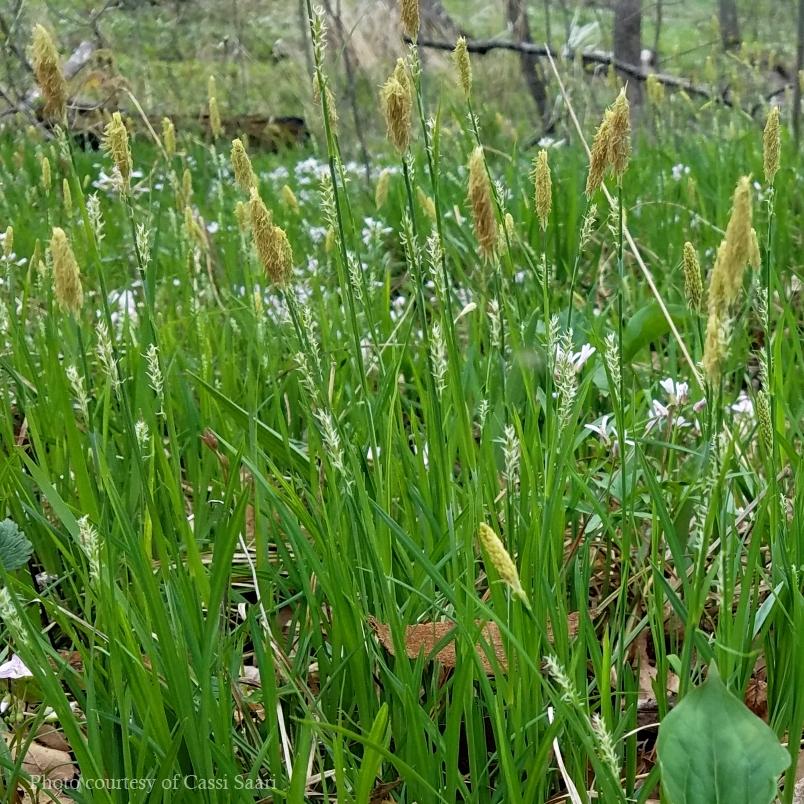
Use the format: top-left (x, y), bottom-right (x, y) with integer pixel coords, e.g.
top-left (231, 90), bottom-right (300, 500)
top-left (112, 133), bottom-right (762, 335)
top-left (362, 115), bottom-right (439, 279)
top-left (414, 35), bottom-right (734, 107)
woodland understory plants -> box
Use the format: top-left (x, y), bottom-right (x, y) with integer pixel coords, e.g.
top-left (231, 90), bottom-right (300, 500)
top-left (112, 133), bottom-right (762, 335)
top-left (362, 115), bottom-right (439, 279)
top-left (0, 5), bottom-right (802, 803)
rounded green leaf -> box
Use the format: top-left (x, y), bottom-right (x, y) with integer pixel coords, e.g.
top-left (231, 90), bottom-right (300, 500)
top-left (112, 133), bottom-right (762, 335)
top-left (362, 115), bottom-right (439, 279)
top-left (658, 667), bottom-right (790, 804)
top-left (0, 519), bottom-right (33, 572)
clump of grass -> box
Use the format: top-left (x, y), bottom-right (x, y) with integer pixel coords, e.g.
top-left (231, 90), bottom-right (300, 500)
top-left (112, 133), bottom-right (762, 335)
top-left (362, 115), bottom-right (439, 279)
top-left (0, 13), bottom-right (800, 804)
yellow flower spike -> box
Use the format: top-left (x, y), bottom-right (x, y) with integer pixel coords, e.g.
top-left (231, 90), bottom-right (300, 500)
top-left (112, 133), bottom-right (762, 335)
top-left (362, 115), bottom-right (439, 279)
top-left (477, 523), bottom-right (530, 607)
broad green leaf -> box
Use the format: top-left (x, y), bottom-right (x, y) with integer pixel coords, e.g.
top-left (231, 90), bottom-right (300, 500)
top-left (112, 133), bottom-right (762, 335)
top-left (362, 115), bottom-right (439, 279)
top-left (0, 519), bottom-right (33, 572)
top-left (657, 667), bottom-right (789, 804)
top-left (623, 302), bottom-right (688, 362)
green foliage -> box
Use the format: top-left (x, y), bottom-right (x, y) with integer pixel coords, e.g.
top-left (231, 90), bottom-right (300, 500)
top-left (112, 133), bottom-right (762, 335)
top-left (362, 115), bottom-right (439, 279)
top-left (0, 519), bottom-right (33, 572)
top-left (0, 8), bottom-right (802, 800)
top-left (658, 667), bottom-right (790, 804)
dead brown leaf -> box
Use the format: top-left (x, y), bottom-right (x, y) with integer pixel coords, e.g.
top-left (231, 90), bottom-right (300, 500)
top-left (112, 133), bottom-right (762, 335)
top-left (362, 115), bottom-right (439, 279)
top-left (369, 613), bottom-right (579, 675)
top-left (6, 736), bottom-right (76, 803)
top-left (34, 726), bottom-right (70, 755)
top-left (633, 630), bottom-right (679, 708)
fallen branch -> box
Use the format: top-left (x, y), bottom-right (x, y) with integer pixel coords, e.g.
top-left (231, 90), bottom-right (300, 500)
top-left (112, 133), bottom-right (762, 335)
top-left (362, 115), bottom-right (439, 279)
top-left (414, 36), bottom-right (733, 106)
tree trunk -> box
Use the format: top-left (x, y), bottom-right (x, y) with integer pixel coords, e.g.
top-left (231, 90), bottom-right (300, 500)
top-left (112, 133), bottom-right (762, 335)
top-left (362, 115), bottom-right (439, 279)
top-left (505, 0), bottom-right (550, 127)
top-left (717, 0), bottom-right (741, 51)
top-left (419, 0), bottom-right (465, 39)
top-left (653, 0), bottom-right (662, 69)
top-left (613, 0), bottom-right (642, 101)
top-left (794, 0), bottom-right (804, 148)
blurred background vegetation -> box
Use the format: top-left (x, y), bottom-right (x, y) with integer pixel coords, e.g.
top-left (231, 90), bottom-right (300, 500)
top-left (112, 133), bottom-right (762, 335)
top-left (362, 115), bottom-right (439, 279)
top-left (0, 1), bottom-right (801, 152)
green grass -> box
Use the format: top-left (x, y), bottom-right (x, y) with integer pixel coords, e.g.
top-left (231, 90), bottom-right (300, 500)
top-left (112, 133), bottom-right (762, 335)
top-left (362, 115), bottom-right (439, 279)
top-left (0, 15), bottom-right (802, 803)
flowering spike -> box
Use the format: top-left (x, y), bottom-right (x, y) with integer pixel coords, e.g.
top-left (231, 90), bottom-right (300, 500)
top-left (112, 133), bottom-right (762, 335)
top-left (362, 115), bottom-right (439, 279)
top-left (477, 523), bottom-right (530, 607)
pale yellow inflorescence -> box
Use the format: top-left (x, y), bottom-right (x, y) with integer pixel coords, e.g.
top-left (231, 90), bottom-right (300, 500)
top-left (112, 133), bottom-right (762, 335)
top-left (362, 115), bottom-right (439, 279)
top-left (702, 176), bottom-right (754, 382)
top-left (62, 178), bottom-right (72, 217)
top-left (477, 523), bottom-right (530, 607)
top-left (417, 186), bottom-right (436, 221)
top-left (3, 226), bottom-right (13, 260)
top-left (763, 105), bottom-right (781, 185)
top-left (682, 241), bottom-right (703, 313)
top-left (31, 25), bottom-right (67, 122)
top-left (208, 77), bottom-right (222, 140)
top-left (281, 184), bottom-right (300, 214)
top-left (41, 156), bottom-right (51, 195)
top-left (381, 59), bottom-right (413, 154)
top-left (51, 227), bottom-right (83, 314)
top-left (230, 138), bottom-right (256, 193)
top-left (102, 112), bottom-right (133, 194)
top-left (248, 188), bottom-right (293, 286)
top-left (532, 149), bottom-right (552, 231)
top-left (585, 88), bottom-right (631, 196)
top-left (646, 74), bottom-right (665, 106)
top-left (468, 146), bottom-right (497, 261)
top-left (607, 88), bottom-right (632, 180)
top-left (375, 168), bottom-right (392, 209)
top-left (162, 117), bottom-right (176, 158)
top-left (399, 0), bottom-right (420, 40)
top-left (453, 37), bottom-right (472, 97)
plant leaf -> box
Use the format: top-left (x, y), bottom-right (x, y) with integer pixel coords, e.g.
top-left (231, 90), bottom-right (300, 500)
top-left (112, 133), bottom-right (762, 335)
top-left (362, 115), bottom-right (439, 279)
top-left (623, 301), bottom-right (688, 362)
top-left (0, 519), bottom-right (33, 572)
top-left (369, 614), bottom-right (579, 674)
top-left (657, 666), bottom-right (790, 804)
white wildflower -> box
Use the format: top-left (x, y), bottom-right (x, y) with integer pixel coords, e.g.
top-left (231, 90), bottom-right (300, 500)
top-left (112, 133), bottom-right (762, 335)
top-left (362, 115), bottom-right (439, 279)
top-left (659, 377), bottom-right (690, 406)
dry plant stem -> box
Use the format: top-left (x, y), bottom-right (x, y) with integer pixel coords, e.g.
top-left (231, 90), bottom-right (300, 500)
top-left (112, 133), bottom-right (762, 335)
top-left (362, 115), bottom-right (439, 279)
top-left (566, 203), bottom-right (588, 332)
top-left (122, 195), bottom-right (159, 347)
top-left (763, 186), bottom-right (787, 585)
top-left (400, 156), bottom-right (450, 516)
top-left (465, 101), bottom-right (512, 415)
top-left (408, 42), bottom-right (477, 555)
top-left (67, 136), bottom-right (204, 589)
top-left (613, 179), bottom-right (633, 680)
top-left (544, 48), bottom-right (700, 388)
top-left (305, 0), bottom-right (381, 481)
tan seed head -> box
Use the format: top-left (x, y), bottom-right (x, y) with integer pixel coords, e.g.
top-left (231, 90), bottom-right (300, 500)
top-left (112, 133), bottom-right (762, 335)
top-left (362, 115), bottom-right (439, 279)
top-left (51, 227), bottom-right (83, 314)
top-left (607, 88), bottom-right (631, 181)
top-left (102, 112), bottom-right (133, 194)
top-left (453, 37), bottom-right (472, 97)
top-left (381, 59), bottom-right (413, 154)
top-left (375, 168), bottom-right (392, 209)
top-left (532, 149), bottom-right (552, 231)
top-left (708, 176), bottom-right (753, 310)
top-left (249, 188), bottom-right (293, 286)
top-left (3, 226), bottom-right (13, 260)
top-left (585, 113), bottom-right (611, 197)
top-left (468, 146), bottom-right (497, 261)
top-left (41, 156), bottom-right (51, 194)
top-left (763, 106), bottom-right (781, 185)
top-left (230, 138), bottom-right (256, 193)
top-left (399, 0), bottom-right (420, 40)
top-left (682, 241), bottom-right (703, 313)
top-left (162, 117), bottom-right (176, 158)
top-left (31, 25), bottom-right (67, 122)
